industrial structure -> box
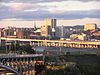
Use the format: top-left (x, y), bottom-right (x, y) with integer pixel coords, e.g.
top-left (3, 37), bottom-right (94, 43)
top-left (0, 54), bottom-right (44, 75)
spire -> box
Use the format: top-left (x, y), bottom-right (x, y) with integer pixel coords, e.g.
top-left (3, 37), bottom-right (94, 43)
top-left (34, 21), bottom-right (37, 30)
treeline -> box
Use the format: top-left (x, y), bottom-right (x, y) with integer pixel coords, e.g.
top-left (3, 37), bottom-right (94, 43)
top-left (44, 64), bottom-right (100, 75)
top-left (44, 54), bottom-right (100, 75)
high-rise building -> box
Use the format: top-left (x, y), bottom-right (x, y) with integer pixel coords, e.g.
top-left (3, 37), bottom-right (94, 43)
top-left (44, 19), bottom-right (56, 28)
top-left (41, 25), bottom-right (51, 37)
top-left (44, 19), bottom-right (57, 38)
top-left (84, 23), bottom-right (97, 31)
top-left (56, 26), bottom-right (66, 38)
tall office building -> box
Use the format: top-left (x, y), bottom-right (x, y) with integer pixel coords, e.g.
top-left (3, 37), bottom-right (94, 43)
top-left (41, 25), bottom-right (51, 37)
top-left (56, 25), bottom-right (66, 38)
top-left (44, 19), bottom-right (57, 38)
top-left (44, 19), bottom-right (56, 28)
top-left (84, 23), bottom-right (97, 31)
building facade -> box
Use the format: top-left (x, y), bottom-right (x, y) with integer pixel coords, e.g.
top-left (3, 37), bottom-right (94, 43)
top-left (44, 19), bottom-right (56, 28)
top-left (41, 25), bottom-right (52, 37)
top-left (42, 19), bottom-right (57, 38)
top-left (91, 31), bottom-right (100, 40)
top-left (84, 24), bottom-right (97, 31)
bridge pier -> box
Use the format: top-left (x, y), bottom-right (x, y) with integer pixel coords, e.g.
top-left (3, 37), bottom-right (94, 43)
top-left (84, 44), bottom-right (87, 48)
top-left (38, 41), bottom-right (40, 46)
top-left (47, 42), bottom-right (50, 46)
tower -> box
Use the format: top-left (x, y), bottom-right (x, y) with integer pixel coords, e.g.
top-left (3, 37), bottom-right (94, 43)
top-left (44, 19), bottom-right (57, 38)
top-left (41, 25), bottom-right (51, 37)
top-left (45, 19), bottom-right (56, 28)
top-left (34, 21), bottom-right (37, 31)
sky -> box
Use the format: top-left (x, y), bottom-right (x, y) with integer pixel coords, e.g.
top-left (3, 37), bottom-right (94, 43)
top-left (0, 0), bottom-right (100, 28)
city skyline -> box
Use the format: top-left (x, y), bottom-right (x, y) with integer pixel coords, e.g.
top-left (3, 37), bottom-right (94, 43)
top-left (0, 0), bottom-right (100, 27)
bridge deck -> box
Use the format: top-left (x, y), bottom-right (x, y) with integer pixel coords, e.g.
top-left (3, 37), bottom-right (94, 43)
top-left (1, 37), bottom-right (100, 45)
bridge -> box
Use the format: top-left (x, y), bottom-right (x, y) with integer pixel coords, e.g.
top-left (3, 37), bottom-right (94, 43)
top-left (0, 37), bottom-right (100, 48)
top-left (0, 54), bottom-right (44, 75)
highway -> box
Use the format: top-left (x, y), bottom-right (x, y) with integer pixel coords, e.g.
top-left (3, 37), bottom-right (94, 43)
top-left (0, 37), bottom-right (100, 45)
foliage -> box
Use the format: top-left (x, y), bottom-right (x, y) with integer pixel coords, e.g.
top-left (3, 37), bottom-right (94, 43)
top-left (45, 54), bottom-right (100, 75)
top-left (10, 44), bottom-right (36, 54)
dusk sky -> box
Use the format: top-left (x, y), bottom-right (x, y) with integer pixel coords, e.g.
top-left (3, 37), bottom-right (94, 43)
top-left (0, 0), bottom-right (100, 28)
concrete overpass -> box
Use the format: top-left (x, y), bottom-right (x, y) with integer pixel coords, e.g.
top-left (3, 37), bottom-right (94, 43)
top-left (0, 37), bottom-right (100, 48)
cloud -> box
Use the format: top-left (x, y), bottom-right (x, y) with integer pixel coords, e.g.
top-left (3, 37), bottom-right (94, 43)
top-left (76, 0), bottom-right (100, 2)
top-left (1, 0), bottom-right (100, 11)
top-left (0, 2), bottom-right (39, 11)
top-left (1, 0), bottom-right (100, 12)
top-left (0, 0), bottom-right (100, 21)
top-left (0, 0), bottom-right (100, 3)
top-left (1, 7), bottom-right (100, 21)
top-left (38, 1), bottom-right (100, 11)
top-left (0, 5), bottom-right (14, 20)
top-left (0, 0), bottom-right (64, 3)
